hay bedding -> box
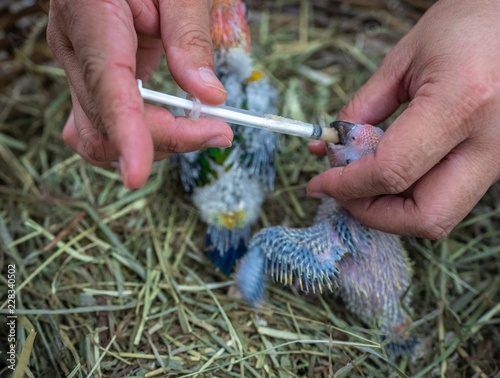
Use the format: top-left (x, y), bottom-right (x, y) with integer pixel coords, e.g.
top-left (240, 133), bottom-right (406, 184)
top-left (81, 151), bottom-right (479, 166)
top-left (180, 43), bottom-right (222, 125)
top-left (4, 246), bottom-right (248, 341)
top-left (1, 0), bottom-right (499, 376)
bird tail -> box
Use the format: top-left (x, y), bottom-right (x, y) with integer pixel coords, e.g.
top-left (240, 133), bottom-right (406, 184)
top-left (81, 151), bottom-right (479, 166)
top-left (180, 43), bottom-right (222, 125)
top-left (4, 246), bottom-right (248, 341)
top-left (206, 225), bottom-right (250, 276)
top-left (381, 318), bottom-right (418, 356)
top-left (376, 299), bottom-right (417, 356)
top-left (383, 334), bottom-right (418, 357)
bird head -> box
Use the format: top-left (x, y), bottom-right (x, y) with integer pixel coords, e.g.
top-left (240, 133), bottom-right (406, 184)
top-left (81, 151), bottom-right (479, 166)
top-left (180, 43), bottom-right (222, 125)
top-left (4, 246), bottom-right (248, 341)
top-left (327, 121), bottom-right (384, 167)
top-left (210, 0), bottom-right (251, 52)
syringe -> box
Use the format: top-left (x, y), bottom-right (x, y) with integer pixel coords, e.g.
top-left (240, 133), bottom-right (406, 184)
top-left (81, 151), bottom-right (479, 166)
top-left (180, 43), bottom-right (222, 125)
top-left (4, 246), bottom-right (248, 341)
top-left (137, 80), bottom-right (339, 144)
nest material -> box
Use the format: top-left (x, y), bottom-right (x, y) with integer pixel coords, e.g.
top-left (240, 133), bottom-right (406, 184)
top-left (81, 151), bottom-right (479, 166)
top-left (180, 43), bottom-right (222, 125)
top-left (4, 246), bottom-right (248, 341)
top-left (1, 0), bottom-right (499, 376)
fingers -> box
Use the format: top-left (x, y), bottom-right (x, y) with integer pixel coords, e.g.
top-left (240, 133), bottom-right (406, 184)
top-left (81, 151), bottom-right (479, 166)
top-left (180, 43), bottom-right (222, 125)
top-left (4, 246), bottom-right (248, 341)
top-left (49, 0), bottom-right (152, 188)
top-left (62, 111), bottom-right (118, 168)
top-left (306, 0), bottom-right (500, 238)
top-left (61, 0), bottom-right (155, 189)
top-left (158, 0), bottom-right (227, 105)
top-left (307, 87), bottom-right (472, 201)
top-left (143, 103), bottom-right (233, 152)
top-left (136, 35), bottom-right (165, 80)
top-left (338, 141), bottom-right (498, 239)
top-left (49, 0), bottom-right (229, 189)
top-left (307, 41), bottom-right (413, 165)
top-left (307, 140), bottom-right (327, 156)
top-left (336, 40), bottom-right (412, 125)
top-left (63, 103), bottom-right (233, 163)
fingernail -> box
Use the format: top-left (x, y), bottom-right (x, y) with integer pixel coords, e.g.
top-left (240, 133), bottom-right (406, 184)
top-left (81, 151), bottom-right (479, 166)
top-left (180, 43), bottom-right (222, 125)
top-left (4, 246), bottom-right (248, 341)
top-left (202, 135), bottom-right (232, 148)
top-left (198, 67), bottom-right (227, 94)
top-left (119, 157), bottom-right (128, 187)
top-left (307, 191), bottom-right (329, 199)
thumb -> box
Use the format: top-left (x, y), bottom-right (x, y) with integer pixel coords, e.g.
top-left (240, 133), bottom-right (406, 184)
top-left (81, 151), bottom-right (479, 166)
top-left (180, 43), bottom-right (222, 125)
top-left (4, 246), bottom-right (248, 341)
top-left (159, 0), bottom-right (227, 106)
top-left (337, 43), bottom-right (412, 125)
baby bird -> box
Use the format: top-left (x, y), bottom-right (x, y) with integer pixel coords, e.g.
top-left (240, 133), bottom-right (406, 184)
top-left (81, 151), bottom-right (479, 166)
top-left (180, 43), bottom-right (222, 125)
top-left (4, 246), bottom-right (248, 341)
top-left (176, 0), bottom-right (279, 275)
top-left (235, 122), bottom-right (415, 355)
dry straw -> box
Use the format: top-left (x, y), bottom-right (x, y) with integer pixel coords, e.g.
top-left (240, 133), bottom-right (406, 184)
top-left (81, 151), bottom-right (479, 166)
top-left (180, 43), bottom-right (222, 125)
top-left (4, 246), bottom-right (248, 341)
top-left (1, 0), bottom-right (499, 377)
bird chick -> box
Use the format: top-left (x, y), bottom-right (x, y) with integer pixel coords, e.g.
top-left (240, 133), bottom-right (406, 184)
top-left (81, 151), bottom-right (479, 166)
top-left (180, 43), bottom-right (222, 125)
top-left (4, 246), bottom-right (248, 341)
top-left (176, 0), bottom-right (279, 275)
top-left (236, 122), bottom-right (416, 356)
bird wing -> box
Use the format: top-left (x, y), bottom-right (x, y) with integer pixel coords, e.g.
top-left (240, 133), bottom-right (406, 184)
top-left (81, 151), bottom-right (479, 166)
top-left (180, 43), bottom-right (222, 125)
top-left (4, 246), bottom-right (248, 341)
top-left (236, 207), bottom-right (373, 307)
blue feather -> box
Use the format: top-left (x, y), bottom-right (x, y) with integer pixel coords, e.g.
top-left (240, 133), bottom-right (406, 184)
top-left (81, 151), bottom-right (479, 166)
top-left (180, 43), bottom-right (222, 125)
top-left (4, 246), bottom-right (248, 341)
top-left (206, 226), bottom-right (250, 276)
top-left (235, 245), bottom-right (268, 308)
top-left (382, 335), bottom-right (418, 357)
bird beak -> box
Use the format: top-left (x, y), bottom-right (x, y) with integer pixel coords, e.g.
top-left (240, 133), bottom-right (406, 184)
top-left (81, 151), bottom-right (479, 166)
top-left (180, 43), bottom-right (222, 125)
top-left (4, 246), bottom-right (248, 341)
top-left (330, 121), bottom-right (357, 145)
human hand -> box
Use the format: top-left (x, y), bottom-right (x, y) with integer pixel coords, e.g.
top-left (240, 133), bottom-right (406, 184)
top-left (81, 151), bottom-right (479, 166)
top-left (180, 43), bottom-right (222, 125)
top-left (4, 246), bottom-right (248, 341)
top-left (307, 0), bottom-right (500, 239)
top-left (47, 0), bottom-right (233, 189)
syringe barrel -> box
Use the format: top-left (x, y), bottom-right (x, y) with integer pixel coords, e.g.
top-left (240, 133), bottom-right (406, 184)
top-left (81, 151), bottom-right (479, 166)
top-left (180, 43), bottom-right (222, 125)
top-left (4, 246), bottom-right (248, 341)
top-left (199, 104), bottom-right (325, 140)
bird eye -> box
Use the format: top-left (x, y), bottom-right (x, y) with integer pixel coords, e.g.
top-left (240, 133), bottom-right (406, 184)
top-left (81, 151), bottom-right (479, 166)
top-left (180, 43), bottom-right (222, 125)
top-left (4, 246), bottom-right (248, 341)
top-left (351, 136), bottom-right (356, 141)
